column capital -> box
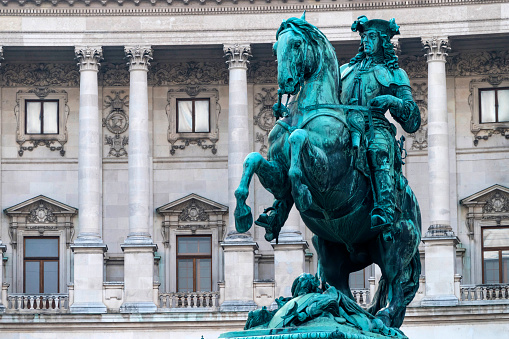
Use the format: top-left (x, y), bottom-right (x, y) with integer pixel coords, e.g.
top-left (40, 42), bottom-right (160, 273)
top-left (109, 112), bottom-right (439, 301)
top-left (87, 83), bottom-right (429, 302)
top-left (424, 224), bottom-right (455, 238)
top-left (422, 37), bottom-right (450, 62)
top-left (391, 37), bottom-right (401, 56)
top-left (75, 46), bottom-right (103, 72)
top-left (125, 46), bottom-right (153, 72)
top-left (0, 46), bottom-right (4, 68)
top-left (223, 43), bottom-right (251, 70)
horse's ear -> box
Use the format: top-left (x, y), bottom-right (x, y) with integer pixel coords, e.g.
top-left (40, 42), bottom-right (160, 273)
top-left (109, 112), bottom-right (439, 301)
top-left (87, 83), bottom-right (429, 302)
top-left (300, 11), bottom-right (306, 21)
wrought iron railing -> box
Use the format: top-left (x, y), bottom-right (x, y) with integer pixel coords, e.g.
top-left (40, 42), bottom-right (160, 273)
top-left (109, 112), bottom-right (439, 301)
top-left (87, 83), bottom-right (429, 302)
top-left (6, 294), bottom-right (69, 312)
top-left (158, 291), bottom-right (219, 309)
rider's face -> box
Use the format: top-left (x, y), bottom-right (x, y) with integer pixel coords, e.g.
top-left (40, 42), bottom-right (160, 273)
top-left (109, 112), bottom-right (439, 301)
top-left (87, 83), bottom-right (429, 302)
top-left (361, 30), bottom-right (380, 56)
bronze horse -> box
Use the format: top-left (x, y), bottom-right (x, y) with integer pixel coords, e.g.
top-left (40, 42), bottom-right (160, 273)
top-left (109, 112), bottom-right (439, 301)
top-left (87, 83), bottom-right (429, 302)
top-left (234, 15), bottom-right (421, 329)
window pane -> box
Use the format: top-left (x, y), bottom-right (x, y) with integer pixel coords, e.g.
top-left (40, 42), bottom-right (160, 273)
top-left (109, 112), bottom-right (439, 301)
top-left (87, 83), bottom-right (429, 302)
top-left (25, 238), bottom-right (58, 258)
top-left (349, 269), bottom-right (365, 289)
top-left (43, 102), bottom-right (58, 134)
top-left (43, 261), bottom-right (58, 293)
top-left (480, 90), bottom-right (496, 123)
top-left (498, 89), bottom-right (509, 122)
top-left (178, 237), bottom-right (199, 254)
top-left (177, 100), bottom-right (193, 133)
top-left (194, 100), bottom-right (210, 133)
top-left (25, 262), bottom-right (40, 294)
top-left (177, 259), bottom-right (194, 292)
top-left (484, 251), bottom-right (500, 284)
top-left (26, 102), bottom-right (42, 134)
top-left (503, 251), bottom-right (509, 284)
top-left (196, 258), bottom-right (211, 291)
top-left (483, 228), bottom-right (509, 248)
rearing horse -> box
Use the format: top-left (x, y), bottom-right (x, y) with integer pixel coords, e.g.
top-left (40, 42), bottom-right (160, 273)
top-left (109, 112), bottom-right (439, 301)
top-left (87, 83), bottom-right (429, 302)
top-left (234, 15), bottom-right (421, 329)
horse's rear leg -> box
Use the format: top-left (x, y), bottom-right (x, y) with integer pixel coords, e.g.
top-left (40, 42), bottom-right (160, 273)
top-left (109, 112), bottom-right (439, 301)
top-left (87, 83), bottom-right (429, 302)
top-left (234, 152), bottom-right (286, 233)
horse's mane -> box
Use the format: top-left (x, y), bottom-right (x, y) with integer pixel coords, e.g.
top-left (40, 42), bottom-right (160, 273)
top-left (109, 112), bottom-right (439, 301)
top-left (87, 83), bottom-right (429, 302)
top-left (275, 17), bottom-right (340, 100)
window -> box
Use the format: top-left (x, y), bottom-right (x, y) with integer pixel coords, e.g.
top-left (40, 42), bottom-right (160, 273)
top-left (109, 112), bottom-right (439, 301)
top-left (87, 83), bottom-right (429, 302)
top-left (349, 269), bottom-right (366, 289)
top-left (479, 88), bottom-right (509, 124)
top-left (176, 99), bottom-right (210, 133)
top-left (15, 89), bottom-right (69, 156)
top-left (25, 100), bottom-right (59, 135)
top-left (24, 237), bottom-right (59, 293)
top-left (177, 236), bottom-right (212, 292)
top-left (482, 227), bottom-right (509, 284)
top-left (166, 87), bottom-right (221, 155)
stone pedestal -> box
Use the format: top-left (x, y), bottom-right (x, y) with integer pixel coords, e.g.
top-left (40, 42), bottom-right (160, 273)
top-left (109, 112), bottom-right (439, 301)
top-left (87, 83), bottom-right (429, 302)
top-left (70, 244), bottom-right (108, 313)
top-left (220, 234), bottom-right (258, 312)
top-left (120, 244), bottom-right (158, 313)
top-left (421, 236), bottom-right (459, 306)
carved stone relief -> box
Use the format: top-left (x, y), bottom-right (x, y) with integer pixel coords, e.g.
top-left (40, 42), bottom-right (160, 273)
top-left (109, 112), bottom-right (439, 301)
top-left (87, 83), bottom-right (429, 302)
top-left (179, 200), bottom-right (210, 222)
top-left (27, 202), bottom-right (57, 224)
top-left (103, 90), bottom-right (129, 157)
top-left (254, 88), bottom-right (278, 156)
top-left (408, 81), bottom-right (428, 151)
top-left (483, 191), bottom-right (509, 215)
top-left (166, 86), bottom-right (221, 155)
top-left (14, 87), bottom-right (70, 157)
top-left (100, 63), bottom-right (130, 87)
top-left (248, 61), bottom-right (277, 84)
top-left (447, 51), bottom-right (509, 77)
top-left (399, 56), bottom-right (427, 79)
top-left (150, 61), bottom-right (228, 86)
top-left (2, 63), bottom-right (79, 87)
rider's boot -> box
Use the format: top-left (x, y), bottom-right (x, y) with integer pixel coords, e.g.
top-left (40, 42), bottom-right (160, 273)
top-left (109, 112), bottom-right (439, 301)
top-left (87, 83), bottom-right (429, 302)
top-left (370, 169), bottom-right (396, 242)
top-left (255, 198), bottom-right (293, 243)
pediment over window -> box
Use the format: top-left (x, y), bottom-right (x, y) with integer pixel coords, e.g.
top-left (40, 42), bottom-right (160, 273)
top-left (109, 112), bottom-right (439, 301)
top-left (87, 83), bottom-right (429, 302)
top-left (156, 193), bottom-right (228, 246)
top-left (460, 185), bottom-right (509, 236)
top-left (4, 195), bottom-right (77, 248)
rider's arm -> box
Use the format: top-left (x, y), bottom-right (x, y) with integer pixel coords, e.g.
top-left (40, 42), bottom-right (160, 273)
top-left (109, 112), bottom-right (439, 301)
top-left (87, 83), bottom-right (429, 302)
top-left (389, 84), bottom-right (421, 134)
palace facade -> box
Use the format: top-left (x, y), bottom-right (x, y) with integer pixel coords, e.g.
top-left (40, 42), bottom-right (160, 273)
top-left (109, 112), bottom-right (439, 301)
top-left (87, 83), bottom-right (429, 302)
top-left (0, 1), bottom-right (508, 338)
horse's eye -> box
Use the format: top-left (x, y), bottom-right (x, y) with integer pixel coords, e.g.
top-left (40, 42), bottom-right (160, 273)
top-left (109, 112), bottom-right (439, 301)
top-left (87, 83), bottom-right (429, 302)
top-left (294, 41), bottom-right (301, 48)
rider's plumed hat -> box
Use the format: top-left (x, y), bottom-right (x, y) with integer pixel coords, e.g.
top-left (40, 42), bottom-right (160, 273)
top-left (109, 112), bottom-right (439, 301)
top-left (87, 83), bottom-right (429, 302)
top-left (351, 15), bottom-right (400, 39)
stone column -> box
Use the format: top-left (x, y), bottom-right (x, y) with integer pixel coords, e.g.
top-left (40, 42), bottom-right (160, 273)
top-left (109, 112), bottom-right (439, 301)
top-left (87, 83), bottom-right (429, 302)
top-left (272, 206), bottom-right (308, 298)
top-left (421, 37), bottom-right (459, 306)
top-left (220, 44), bottom-right (258, 312)
top-left (0, 47), bottom-right (6, 313)
top-left (71, 46), bottom-right (107, 314)
top-left (120, 46), bottom-right (157, 313)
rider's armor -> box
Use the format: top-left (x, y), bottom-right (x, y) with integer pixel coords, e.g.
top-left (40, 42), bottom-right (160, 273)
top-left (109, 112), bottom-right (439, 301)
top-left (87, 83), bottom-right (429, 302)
top-left (340, 59), bottom-right (420, 239)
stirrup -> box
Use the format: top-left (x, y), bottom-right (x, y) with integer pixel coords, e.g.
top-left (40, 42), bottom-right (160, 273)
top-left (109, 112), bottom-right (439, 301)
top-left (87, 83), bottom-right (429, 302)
top-left (255, 207), bottom-right (277, 228)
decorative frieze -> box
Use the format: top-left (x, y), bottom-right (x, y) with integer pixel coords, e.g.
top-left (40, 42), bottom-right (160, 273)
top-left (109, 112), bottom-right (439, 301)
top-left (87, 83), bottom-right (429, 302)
top-left (254, 87), bottom-right (278, 156)
top-left (150, 61), bottom-right (228, 86)
top-left (75, 46), bottom-right (103, 72)
top-left (399, 56), bottom-right (427, 79)
top-left (408, 81), bottom-right (428, 151)
top-left (2, 63), bottom-right (79, 87)
top-left (248, 61), bottom-right (277, 84)
top-left (448, 51), bottom-right (509, 77)
top-left (101, 63), bottom-right (129, 86)
top-left (422, 37), bottom-right (450, 63)
top-left (103, 90), bottom-right (129, 157)
top-left (224, 44), bottom-right (251, 70)
top-left (125, 46), bottom-right (152, 72)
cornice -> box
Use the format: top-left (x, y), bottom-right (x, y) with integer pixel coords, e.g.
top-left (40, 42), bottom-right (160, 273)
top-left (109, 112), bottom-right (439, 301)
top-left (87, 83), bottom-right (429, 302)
top-left (0, 0), bottom-right (505, 16)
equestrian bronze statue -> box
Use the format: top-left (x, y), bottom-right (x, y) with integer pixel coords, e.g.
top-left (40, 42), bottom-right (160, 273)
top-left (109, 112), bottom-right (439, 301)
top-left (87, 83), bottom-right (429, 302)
top-left (231, 13), bottom-right (422, 339)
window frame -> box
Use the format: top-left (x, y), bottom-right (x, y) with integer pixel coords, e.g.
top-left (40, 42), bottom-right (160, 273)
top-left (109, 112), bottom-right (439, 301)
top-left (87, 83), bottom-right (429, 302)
top-left (481, 226), bottom-right (509, 284)
top-left (176, 235), bottom-right (212, 292)
top-left (23, 236), bottom-right (60, 293)
top-left (176, 98), bottom-right (211, 134)
top-left (24, 99), bottom-right (60, 135)
top-left (478, 87), bottom-right (509, 124)
top-left (166, 87), bottom-right (221, 155)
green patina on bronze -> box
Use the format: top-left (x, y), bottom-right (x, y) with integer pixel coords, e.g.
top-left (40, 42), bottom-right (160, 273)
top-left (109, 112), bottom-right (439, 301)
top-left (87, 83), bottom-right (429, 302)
top-left (230, 13), bottom-right (422, 339)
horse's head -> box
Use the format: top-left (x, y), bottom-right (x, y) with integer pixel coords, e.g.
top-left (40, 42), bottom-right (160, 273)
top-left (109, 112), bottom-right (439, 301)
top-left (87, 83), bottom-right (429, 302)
top-left (273, 14), bottom-right (322, 96)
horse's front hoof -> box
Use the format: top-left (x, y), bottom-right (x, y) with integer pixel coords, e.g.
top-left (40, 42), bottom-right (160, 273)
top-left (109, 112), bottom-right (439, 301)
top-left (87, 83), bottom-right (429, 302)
top-left (234, 204), bottom-right (253, 233)
top-left (293, 184), bottom-right (313, 212)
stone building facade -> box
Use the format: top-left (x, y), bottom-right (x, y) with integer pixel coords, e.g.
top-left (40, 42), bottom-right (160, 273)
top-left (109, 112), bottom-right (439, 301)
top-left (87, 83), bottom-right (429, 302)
top-left (0, 0), bottom-right (507, 338)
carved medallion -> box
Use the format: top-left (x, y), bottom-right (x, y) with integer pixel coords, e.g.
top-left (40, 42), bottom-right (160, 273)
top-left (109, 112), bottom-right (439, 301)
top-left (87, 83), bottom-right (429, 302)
top-left (103, 91), bottom-right (129, 157)
top-left (254, 88), bottom-right (278, 156)
top-left (483, 191), bottom-right (509, 214)
top-left (27, 203), bottom-right (57, 224)
top-left (179, 200), bottom-right (209, 222)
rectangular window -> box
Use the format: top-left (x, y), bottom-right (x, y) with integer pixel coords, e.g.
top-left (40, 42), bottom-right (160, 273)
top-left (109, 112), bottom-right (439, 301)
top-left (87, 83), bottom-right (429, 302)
top-left (482, 227), bottom-right (509, 284)
top-left (176, 236), bottom-right (212, 292)
top-left (349, 269), bottom-right (366, 289)
top-left (25, 100), bottom-right (59, 135)
top-left (23, 237), bottom-right (59, 293)
top-left (176, 99), bottom-right (210, 133)
top-left (479, 88), bottom-right (509, 124)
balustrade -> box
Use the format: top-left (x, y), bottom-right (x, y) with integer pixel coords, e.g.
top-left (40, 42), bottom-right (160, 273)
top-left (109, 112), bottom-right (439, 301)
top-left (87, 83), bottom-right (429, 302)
top-left (351, 289), bottom-right (370, 307)
top-left (7, 294), bottom-right (69, 312)
top-left (460, 284), bottom-right (509, 302)
top-left (158, 291), bottom-right (219, 310)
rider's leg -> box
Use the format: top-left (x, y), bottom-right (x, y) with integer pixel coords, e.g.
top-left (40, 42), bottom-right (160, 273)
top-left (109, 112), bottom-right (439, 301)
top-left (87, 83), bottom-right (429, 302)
top-left (367, 129), bottom-right (396, 241)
